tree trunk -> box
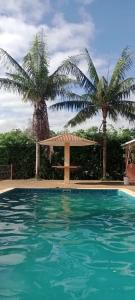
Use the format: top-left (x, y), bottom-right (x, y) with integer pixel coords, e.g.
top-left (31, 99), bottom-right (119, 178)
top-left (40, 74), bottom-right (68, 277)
top-left (33, 99), bottom-right (50, 179)
top-left (102, 108), bottom-right (107, 179)
top-left (35, 142), bottom-right (40, 179)
top-left (33, 99), bottom-right (50, 141)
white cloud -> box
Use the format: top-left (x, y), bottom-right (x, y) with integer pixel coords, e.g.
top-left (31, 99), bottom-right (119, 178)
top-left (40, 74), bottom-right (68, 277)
top-left (0, 17), bottom-right (38, 59)
top-left (0, 12), bottom-right (95, 64)
top-left (48, 13), bottom-right (95, 72)
top-left (0, 93), bottom-right (32, 132)
top-left (76, 0), bottom-right (94, 5)
top-left (48, 15), bottom-right (94, 53)
top-left (0, 12), bottom-right (98, 132)
top-left (0, 0), bottom-right (51, 22)
top-left (0, 6), bottom-right (127, 133)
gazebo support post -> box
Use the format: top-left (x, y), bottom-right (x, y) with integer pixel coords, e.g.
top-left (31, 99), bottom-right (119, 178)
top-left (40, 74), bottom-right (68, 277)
top-left (35, 142), bottom-right (40, 180)
top-left (125, 146), bottom-right (128, 176)
top-left (64, 143), bottom-right (70, 183)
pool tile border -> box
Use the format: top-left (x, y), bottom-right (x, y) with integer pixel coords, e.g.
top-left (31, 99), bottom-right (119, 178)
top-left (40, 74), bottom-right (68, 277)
top-left (0, 186), bottom-right (135, 198)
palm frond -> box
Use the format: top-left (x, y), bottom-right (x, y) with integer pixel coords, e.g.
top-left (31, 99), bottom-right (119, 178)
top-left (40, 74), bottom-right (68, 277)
top-left (23, 31), bottom-right (49, 93)
top-left (113, 100), bottom-right (135, 122)
top-left (0, 77), bottom-right (38, 102)
top-left (83, 48), bottom-right (99, 84)
top-left (5, 72), bottom-right (38, 100)
top-left (0, 77), bottom-right (27, 94)
top-left (6, 72), bottom-right (32, 87)
top-left (46, 85), bottom-right (69, 100)
top-left (66, 105), bottom-right (97, 127)
top-left (0, 48), bottom-right (29, 79)
top-left (94, 77), bottom-right (108, 104)
top-left (50, 100), bottom-right (90, 111)
top-left (47, 74), bottom-right (78, 99)
top-left (108, 106), bottom-right (118, 122)
top-left (50, 90), bottom-right (91, 103)
top-left (23, 53), bottom-right (36, 80)
top-left (55, 60), bottom-right (96, 93)
top-left (49, 73), bottom-right (78, 88)
top-left (110, 47), bottom-right (134, 87)
top-left (117, 78), bottom-right (135, 99)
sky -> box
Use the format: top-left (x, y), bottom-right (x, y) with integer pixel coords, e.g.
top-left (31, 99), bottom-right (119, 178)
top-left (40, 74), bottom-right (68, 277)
top-left (0, 0), bottom-right (135, 132)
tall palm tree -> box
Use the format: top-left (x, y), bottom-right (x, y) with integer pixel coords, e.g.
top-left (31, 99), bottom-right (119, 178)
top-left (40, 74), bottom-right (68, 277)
top-left (0, 31), bottom-right (72, 141)
top-left (50, 48), bottom-right (135, 178)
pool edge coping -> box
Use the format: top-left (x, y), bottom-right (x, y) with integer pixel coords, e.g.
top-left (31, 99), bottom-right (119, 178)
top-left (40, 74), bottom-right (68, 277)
top-left (0, 187), bottom-right (15, 194)
top-left (119, 188), bottom-right (135, 197)
top-left (0, 186), bottom-right (135, 198)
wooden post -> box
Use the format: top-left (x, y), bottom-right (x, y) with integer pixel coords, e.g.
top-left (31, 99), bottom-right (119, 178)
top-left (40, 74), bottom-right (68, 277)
top-left (64, 143), bottom-right (70, 183)
top-left (125, 146), bottom-right (128, 176)
top-left (36, 142), bottom-right (40, 180)
top-left (10, 164), bottom-right (13, 180)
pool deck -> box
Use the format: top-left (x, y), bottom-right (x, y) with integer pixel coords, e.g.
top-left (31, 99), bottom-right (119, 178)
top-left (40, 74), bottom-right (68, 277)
top-left (0, 179), bottom-right (135, 195)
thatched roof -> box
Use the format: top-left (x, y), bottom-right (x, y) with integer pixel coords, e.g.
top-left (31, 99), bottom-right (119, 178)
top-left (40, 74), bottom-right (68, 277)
top-left (122, 139), bottom-right (135, 148)
top-left (39, 133), bottom-right (97, 147)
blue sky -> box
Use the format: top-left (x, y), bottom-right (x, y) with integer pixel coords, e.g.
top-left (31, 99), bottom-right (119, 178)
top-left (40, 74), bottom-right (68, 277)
top-left (0, 0), bottom-right (134, 132)
top-left (91, 0), bottom-right (135, 54)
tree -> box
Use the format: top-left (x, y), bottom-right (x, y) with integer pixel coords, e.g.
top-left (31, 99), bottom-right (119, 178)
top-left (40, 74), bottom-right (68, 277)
top-left (0, 31), bottom-right (71, 141)
top-left (50, 48), bottom-right (135, 178)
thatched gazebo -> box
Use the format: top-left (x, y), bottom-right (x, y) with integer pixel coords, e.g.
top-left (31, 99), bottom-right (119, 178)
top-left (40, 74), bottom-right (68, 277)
top-left (123, 139), bottom-right (135, 184)
top-left (36, 133), bottom-right (97, 183)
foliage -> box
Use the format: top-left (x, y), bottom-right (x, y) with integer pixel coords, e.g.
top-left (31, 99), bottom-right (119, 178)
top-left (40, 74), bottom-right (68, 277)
top-left (51, 48), bottom-right (135, 126)
top-left (0, 31), bottom-right (72, 141)
top-left (0, 130), bottom-right (35, 179)
top-left (0, 128), bottom-right (134, 180)
top-left (50, 47), bottom-right (135, 178)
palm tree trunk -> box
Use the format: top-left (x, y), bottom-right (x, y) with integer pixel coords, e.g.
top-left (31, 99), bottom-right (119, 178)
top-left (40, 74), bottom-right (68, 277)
top-left (33, 99), bottom-right (50, 179)
top-left (33, 99), bottom-right (50, 141)
top-left (102, 108), bottom-right (107, 179)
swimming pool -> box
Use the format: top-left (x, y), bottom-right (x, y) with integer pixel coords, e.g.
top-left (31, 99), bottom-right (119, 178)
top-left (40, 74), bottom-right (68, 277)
top-left (0, 188), bottom-right (135, 300)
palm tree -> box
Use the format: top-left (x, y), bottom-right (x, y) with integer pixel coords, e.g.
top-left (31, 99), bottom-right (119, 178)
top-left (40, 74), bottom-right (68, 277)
top-left (0, 31), bottom-right (72, 141)
top-left (50, 48), bottom-right (135, 179)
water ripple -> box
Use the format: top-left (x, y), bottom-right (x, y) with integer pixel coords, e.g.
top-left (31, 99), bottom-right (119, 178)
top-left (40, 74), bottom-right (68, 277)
top-left (0, 189), bottom-right (135, 299)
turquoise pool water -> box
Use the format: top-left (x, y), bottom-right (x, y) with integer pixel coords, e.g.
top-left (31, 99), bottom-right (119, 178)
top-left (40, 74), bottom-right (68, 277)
top-left (0, 189), bottom-right (135, 300)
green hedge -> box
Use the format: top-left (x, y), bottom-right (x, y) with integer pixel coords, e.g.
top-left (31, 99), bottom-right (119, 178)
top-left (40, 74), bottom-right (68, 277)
top-left (0, 130), bottom-right (35, 179)
top-left (0, 128), bottom-right (134, 180)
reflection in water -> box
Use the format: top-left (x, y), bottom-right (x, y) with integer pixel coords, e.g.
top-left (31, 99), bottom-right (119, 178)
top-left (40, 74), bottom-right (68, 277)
top-left (62, 194), bottom-right (71, 215)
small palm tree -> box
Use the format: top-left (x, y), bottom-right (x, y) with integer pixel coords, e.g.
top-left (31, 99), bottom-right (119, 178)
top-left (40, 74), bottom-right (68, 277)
top-left (0, 31), bottom-right (71, 141)
top-left (50, 48), bottom-right (135, 178)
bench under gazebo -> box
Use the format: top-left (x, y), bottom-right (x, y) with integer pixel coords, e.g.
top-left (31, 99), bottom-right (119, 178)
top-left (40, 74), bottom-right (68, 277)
top-left (36, 133), bottom-right (97, 183)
